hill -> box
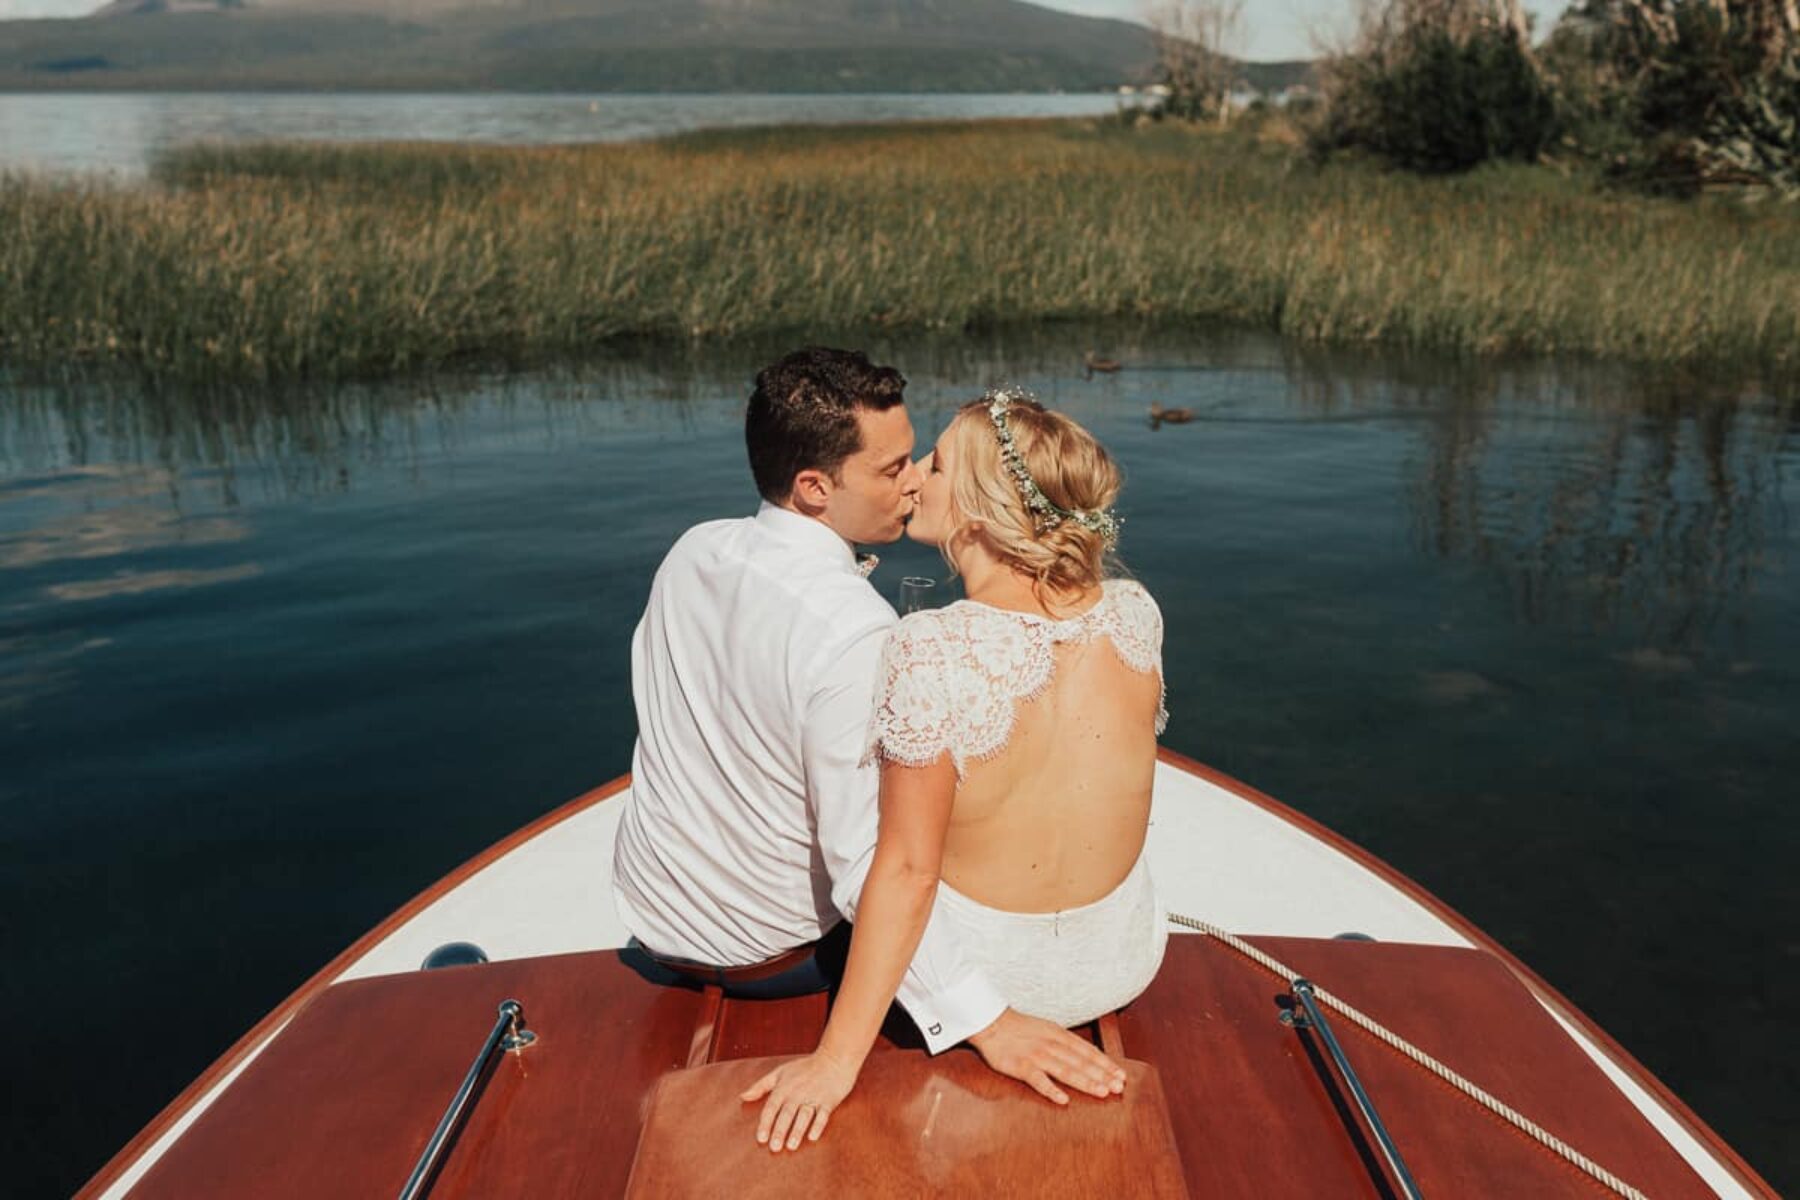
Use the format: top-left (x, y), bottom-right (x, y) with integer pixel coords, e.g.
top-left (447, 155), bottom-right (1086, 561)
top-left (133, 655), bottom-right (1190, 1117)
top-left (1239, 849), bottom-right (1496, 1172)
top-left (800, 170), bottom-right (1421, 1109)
top-left (0, 0), bottom-right (1312, 93)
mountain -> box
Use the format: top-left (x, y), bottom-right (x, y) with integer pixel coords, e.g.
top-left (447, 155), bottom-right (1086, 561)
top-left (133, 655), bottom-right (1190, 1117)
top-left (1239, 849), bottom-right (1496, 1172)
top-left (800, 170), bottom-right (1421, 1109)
top-left (0, 0), bottom-right (1145, 92)
top-left (0, 0), bottom-right (1315, 93)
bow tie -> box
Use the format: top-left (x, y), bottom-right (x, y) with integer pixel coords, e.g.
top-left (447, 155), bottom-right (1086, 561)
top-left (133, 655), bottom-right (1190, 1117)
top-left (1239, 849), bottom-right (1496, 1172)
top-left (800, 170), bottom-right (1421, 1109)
top-left (855, 552), bottom-right (880, 579)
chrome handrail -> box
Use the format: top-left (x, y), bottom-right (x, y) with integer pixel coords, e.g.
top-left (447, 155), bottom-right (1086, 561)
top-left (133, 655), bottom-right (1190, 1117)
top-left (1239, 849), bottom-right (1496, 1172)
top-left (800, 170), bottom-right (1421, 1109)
top-left (1285, 979), bottom-right (1424, 1200)
top-left (399, 998), bottom-right (537, 1200)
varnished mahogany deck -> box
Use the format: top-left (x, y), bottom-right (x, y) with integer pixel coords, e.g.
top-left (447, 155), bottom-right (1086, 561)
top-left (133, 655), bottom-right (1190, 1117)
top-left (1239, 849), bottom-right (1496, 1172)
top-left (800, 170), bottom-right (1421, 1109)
top-left (127, 936), bottom-right (1713, 1198)
top-left (626, 1055), bottom-right (1191, 1198)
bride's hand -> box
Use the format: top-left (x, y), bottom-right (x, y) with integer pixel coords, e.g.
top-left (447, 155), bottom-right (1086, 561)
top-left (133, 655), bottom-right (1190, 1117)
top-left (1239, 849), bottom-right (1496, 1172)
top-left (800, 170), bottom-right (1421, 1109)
top-left (740, 1050), bottom-right (861, 1152)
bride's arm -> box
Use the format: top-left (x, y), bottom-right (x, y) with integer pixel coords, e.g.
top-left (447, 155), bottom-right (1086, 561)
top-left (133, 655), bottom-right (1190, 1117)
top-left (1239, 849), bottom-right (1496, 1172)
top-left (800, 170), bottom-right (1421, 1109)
top-left (822, 755), bottom-right (955, 1053)
top-left (741, 754), bottom-right (954, 1151)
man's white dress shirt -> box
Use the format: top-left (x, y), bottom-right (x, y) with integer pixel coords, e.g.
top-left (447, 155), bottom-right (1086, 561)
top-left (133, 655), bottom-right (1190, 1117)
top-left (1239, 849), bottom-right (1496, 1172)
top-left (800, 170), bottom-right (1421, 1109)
top-left (613, 502), bottom-right (1007, 1053)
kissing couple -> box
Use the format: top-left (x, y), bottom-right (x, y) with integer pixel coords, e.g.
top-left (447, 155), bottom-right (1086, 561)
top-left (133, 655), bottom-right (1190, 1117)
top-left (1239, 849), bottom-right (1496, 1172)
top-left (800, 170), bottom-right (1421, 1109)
top-left (612, 346), bottom-right (1169, 1153)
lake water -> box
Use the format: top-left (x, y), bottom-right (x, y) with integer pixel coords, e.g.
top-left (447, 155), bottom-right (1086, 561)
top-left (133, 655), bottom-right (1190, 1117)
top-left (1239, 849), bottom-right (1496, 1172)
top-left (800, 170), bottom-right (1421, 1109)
top-left (2, 328), bottom-right (1796, 1195)
top-left (0, 91), bottom-right (1128, 176)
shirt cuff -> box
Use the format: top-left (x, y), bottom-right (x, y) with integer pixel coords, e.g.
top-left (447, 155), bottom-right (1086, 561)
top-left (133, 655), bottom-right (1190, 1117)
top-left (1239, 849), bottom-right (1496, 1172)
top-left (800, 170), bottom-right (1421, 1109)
top-left (901, 971), bottom-right (1009, 1055)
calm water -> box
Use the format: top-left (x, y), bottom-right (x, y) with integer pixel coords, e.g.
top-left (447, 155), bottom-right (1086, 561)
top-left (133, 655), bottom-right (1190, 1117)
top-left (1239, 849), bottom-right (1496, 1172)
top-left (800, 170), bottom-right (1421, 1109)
top-left (2, 329), bottom-right (1796, 1196)
top-left (0, 91), bottom-right (1126, 176)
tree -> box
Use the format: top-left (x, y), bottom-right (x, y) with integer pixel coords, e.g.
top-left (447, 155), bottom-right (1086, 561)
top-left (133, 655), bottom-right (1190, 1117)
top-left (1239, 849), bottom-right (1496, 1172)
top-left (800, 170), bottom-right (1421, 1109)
top-left (1144, 0), bottom-right (1247, 125)
top-left (1555, 1), bottom-right (1800, 194)
top-left (1309, 0), bottom-right (1557, 171)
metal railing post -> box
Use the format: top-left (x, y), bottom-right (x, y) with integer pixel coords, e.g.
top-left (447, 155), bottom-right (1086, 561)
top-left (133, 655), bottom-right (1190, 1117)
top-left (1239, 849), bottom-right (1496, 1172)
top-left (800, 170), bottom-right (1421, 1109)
top-left (399, 999), bottom-right (536, 1200)
top-left (1286, 978), bottom-right (1423, 1200)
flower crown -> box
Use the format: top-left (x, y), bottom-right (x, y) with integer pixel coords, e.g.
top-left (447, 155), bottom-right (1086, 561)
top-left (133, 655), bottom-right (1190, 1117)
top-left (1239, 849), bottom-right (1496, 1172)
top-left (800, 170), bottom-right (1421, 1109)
top-left (985, 387), bottom-right (1121, 549)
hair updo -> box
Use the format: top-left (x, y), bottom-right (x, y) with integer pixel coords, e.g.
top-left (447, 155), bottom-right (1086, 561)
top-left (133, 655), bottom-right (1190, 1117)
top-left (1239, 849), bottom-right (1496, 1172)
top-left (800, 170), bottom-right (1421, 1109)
top-left (942, 395), bottom-right (1122, 603)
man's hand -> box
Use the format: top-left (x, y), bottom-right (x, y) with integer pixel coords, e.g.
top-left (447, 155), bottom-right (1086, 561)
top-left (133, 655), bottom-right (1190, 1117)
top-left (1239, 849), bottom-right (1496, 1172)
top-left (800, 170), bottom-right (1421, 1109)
top-left (966, 1009), bottom-right (1126, 1105)
top-left (740, 1050), bottom-right (861, 1152)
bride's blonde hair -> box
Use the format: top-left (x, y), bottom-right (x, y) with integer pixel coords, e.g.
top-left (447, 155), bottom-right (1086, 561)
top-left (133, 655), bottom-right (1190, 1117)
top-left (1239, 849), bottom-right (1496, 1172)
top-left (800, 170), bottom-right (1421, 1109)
top-left (941, 395), bottom-right (1121, 603)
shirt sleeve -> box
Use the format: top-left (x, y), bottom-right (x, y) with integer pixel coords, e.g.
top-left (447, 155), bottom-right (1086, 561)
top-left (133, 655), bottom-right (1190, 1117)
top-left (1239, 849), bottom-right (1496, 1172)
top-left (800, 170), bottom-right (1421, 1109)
top-left (805, 619), bottom-right (1007, 1054)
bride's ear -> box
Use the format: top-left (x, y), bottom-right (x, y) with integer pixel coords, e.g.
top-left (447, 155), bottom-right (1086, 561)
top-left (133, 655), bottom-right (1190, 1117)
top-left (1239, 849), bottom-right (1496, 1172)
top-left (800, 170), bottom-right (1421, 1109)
top-left (948, 519), bottom-right (993, 566)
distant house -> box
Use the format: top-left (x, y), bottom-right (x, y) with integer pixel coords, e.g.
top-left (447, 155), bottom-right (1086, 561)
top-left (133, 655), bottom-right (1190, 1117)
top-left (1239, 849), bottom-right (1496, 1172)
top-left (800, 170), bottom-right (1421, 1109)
top-left (1115, 67), bottom-right (1316, 114)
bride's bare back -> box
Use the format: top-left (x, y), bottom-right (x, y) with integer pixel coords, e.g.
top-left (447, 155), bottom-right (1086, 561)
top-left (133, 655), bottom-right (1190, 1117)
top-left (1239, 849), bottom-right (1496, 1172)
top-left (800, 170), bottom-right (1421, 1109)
top-left (865, 579), bottom-right (1166, 915)
top-left (943, 626), bottom-right (1161, 911)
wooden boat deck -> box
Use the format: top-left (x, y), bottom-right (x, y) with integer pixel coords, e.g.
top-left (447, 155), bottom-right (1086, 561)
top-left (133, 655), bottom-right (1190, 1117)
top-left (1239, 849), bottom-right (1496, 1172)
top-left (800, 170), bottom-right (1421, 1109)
top-left (126, 935), bottom-right (1714, 1198)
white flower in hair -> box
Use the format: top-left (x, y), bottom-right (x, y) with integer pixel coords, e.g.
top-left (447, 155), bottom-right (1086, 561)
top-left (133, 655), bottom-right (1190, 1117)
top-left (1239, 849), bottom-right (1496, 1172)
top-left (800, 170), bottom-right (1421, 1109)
top-left (984, 387), bottom-right (1121, 548)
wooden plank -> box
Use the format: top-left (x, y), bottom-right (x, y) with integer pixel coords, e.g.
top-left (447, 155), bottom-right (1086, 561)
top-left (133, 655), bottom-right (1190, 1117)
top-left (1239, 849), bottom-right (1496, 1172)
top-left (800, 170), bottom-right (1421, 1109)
top-left (707, 989), bottom-right (833, 1063)
top-left (1118, 935), bottom-right (1716, 1198)
top-left (1154, 748), bottom-right (1776, 1198)
top-left (624, 1055), bottom-right (1190, 1200)
top-left (685, 985), bottom-right (724, 1069)
top-left (125, 936), bottom-right (1719, 1198)
top-left (127, 950), bottom-right (704, 1200)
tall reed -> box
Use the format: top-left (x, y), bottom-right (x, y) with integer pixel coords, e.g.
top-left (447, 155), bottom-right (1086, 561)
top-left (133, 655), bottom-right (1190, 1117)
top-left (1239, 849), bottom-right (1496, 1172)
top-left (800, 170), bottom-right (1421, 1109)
top-left (2, 120), bottom-right (1794, 383)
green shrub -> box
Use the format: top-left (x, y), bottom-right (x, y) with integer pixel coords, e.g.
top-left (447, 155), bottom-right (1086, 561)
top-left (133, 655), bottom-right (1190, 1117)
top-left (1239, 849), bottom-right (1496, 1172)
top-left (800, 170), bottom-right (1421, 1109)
top-left (1314, 24), bottom-right (1559, 172)
top-left (1551, 1), bottom-right (1800, 196)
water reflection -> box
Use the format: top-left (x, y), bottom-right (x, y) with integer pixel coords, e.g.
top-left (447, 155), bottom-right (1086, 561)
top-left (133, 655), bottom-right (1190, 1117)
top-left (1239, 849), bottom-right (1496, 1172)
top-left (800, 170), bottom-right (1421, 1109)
top-left (45, 564), bottom-right (265, 603)
top-left (2, 377), bottom-right (458, 507)
top-left (1284, 347), bottom-right (1794, 647)
top-left (0, 328), bottom-right (1216, 506)
top-left (2, 336), bottom-right (1794, 655)
top-left (0, 631), bottom-right (111, 719)
top-left (7, 340), bottom-right (1796, 644)
top-left (0, 500), bottom-right (249, 571)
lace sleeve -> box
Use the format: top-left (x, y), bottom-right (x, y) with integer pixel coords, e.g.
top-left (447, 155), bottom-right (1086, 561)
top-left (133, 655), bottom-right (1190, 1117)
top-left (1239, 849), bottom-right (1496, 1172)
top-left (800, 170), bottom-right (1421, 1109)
top-left (862, 616), bottom-right (959, 771)
top-left (1101, 580), bottom-right (1169, 734)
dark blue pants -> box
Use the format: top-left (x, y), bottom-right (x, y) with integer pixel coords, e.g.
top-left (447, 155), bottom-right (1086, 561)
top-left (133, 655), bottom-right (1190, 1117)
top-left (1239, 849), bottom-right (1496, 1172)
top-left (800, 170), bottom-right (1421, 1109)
top-left (619, 920), bottom-right (851, 1000)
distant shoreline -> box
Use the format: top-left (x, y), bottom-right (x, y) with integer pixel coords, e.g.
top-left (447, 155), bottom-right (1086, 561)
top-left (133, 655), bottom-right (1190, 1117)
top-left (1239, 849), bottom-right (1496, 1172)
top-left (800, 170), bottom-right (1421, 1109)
top-left (0, 92), bottom-right (1134, 177)
top-left (3, 118), bottom-right (1794, 386)
top-left (0, 83), bottom-right (1136, 94)
top-left (0, 2), bottom-right (1314, 97)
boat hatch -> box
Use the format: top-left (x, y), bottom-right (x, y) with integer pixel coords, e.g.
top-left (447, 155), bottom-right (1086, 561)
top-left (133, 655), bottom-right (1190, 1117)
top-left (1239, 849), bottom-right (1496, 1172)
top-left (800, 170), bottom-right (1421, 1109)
top-left (625, 1053), bottom-right (1190, 1197)
top-left (123, 937), bottom-right (1716, 1198)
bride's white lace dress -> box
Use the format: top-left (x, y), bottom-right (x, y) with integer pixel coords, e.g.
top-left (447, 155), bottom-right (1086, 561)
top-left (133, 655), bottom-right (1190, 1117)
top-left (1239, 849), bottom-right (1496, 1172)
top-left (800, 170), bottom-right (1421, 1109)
top-left (863, 578), bottom-right (1169, 1028)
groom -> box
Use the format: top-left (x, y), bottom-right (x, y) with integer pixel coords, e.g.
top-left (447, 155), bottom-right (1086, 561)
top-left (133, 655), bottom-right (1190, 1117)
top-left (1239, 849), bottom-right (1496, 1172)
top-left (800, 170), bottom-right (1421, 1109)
top-left (613, 347), bottom-right (1121, 1098)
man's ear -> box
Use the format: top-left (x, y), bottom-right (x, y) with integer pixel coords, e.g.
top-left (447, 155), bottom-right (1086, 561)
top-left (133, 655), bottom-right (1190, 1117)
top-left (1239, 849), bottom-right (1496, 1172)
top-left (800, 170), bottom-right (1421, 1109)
top-left (790, 468), bottom-right (833, 515)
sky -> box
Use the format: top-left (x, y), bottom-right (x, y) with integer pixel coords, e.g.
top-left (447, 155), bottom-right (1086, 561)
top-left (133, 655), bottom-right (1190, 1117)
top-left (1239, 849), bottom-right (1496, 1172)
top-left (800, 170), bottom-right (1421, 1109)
top-left (0, 0), bottom-right (1576, 61)
top-left (1037, 1), bottom-right (1573, 60)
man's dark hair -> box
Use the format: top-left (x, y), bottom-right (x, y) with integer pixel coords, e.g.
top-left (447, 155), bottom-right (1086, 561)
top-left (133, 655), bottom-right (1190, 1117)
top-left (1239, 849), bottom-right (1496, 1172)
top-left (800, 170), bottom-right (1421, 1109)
top-left (746, 347), bottom-right (907, 503)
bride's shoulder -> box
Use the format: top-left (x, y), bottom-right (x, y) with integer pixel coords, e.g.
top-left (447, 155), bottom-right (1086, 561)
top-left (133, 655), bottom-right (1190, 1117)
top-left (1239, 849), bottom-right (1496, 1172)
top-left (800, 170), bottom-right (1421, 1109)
top-left (882, 602), bottom-right (1030, 673)
top-left (876, 608), bottom-right (983, 691)
top-left (1102, 577), bottom-right (1161, 615)
top-left (890, 603), bottom-right (980, 648)
top-left (1100, 578), bottom-right (1164, 646)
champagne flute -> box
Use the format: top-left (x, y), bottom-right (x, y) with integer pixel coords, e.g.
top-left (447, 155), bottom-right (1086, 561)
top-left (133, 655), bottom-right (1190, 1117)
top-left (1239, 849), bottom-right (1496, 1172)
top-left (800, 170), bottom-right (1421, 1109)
top-left (898, 576), bottom-right (936, 616)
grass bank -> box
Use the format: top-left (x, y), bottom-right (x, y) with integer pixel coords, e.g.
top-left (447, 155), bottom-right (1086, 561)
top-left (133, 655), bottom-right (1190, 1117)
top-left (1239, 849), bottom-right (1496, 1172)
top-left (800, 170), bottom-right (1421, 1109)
top-left (3, 119), bottom-right (1796, 383)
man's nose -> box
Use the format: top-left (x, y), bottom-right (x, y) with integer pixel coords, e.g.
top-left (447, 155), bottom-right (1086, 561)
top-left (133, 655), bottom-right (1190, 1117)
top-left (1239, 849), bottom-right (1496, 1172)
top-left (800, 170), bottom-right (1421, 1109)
top-left (902, 459), bottom-right (925, 496)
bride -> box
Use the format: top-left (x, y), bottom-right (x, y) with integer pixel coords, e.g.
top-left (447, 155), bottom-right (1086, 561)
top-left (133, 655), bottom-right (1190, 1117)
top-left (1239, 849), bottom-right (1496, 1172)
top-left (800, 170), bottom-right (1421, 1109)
top-left (743, 387), bottom-right (1169, 1151)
